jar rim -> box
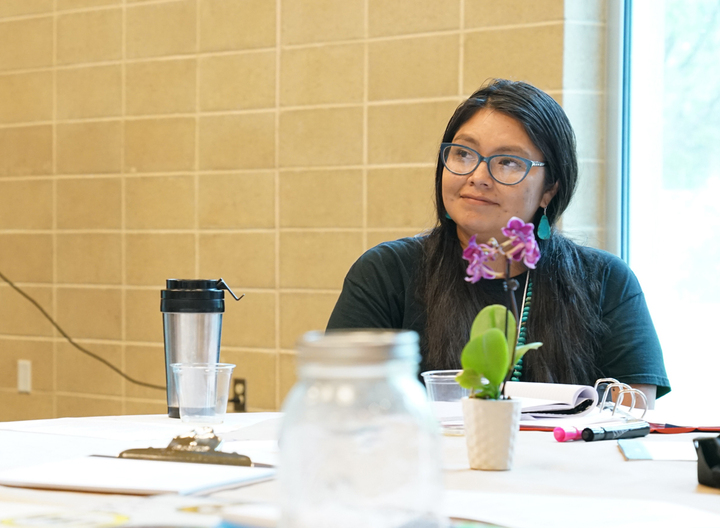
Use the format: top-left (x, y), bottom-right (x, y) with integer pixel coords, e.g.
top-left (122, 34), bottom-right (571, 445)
top-left (296, 329), bottom-right (419, 364)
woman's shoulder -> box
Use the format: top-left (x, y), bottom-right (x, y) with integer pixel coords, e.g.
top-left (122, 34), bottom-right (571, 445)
top-left (573, 243), bottom-right (629, 273)
top-left (358, 235), bottom-right (426, 265)
top-left (551, 236), bottom-right (629, 271)
top-left (560, 238), bottom-right (644, 303)
top-left (345, 235), bottom-right (426, 280)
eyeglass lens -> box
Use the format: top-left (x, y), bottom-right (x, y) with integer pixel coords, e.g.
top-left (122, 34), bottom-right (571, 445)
top-left (442, 145), bottom-right (530, 184)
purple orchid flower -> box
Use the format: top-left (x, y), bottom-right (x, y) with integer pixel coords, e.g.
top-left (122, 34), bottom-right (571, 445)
top-left (463, 217), bottom-right (542, 282)
top-left (501, 217), bottom-right (540, 269)
top-left (462, 235), bottom-right (501, 282)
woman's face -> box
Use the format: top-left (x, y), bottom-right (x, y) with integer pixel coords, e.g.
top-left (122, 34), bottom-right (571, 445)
top-left (442, 107), bottom-right (557, 248)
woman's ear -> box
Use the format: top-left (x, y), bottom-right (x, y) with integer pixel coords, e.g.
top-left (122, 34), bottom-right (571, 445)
top-left (540, 181), bottom-right (559, 208)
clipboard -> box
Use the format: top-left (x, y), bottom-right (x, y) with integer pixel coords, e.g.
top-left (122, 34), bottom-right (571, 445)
top-left (117, 427), bottom-right (256, 466)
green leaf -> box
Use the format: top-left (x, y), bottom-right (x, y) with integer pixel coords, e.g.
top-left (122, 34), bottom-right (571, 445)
top-left (512, 342), bottom-right (543, 366)
top-left (482, 385), bottom-right (501, 400)
top-left (461, 327), bottom-right (509, 387)
top-left (470, 304), bottom-right (517, 348)
top-left (469, 382), bottom-right (501, 400)
top-left (455, 368), bottom-right (483, 390)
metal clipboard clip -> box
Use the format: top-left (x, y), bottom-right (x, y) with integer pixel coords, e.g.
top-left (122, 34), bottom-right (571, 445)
top-left (594, 377), bottom-right (648, 420)
top-left (118, 427), bottom-right (259, 467)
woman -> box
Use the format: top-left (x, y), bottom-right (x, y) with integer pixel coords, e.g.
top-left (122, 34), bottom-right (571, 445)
top-left (327, 79), bottom-right (669, 407)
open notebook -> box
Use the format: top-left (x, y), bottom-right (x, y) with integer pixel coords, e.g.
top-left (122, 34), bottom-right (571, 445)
top-left (431, 381), bottom-right (603, 434)
top-left (504, 381), bottom-right (598, 419)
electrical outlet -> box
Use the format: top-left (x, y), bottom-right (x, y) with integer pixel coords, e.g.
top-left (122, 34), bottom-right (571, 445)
top-left (17, 360), bottom-right (31, 394)
top-left (232, 378), bottom-right (246, 412)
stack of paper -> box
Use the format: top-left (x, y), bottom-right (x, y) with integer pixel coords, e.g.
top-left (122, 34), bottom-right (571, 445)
top-left (0, 457), bottom-right (275, 496)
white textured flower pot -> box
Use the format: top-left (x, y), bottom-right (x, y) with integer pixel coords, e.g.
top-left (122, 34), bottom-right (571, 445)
top-left (462, 397), bottom-right (522, 471)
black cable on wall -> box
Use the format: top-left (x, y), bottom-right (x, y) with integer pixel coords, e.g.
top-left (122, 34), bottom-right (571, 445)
top-left (0, 269), bottom-right (166, 392)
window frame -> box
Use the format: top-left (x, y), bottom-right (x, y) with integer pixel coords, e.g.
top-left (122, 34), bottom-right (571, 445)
top-left (605, 0), bottom-right (632, 261)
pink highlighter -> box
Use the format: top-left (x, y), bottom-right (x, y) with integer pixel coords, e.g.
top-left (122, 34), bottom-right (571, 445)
top-left (553, 426), bottom-right (583, 442)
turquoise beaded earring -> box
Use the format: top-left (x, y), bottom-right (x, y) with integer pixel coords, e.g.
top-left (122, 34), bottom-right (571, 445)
top-left (538, 207), bottom-right (551, 240)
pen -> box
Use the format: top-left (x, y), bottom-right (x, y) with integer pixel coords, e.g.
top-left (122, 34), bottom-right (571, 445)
top-left (581, 421), bottom-right (650, 442)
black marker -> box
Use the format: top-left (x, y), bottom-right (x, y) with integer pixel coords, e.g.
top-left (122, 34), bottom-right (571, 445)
top-left (581, 421), bottom-right (651, 442)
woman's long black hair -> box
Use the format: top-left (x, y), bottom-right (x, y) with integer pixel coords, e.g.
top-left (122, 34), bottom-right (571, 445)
top-left (418, 79), bottom-right (606, 385)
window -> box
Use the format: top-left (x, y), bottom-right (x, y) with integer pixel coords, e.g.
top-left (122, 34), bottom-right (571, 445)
top-left (626, 0), bottom-right (720, 413)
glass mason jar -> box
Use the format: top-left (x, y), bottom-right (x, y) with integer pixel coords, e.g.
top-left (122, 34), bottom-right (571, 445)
top-left (279, 330), bottom-right (446, 528)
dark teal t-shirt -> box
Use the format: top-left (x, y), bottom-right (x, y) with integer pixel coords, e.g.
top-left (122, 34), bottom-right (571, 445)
top-left (327, 236), bottom-right (670, 397)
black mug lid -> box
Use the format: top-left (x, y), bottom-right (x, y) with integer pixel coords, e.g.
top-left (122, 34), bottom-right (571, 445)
top-left (166, 279), bottom-right (219, 290)
top-left (161, 278), bottom-right (243, 313)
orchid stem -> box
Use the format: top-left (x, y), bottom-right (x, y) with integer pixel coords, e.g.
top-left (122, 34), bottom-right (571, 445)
top-left (501, 257), bottom-right (520, 399)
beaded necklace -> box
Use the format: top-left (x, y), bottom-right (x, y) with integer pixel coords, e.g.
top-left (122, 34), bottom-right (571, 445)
top-left (509, 271), bottom-right (532, 382)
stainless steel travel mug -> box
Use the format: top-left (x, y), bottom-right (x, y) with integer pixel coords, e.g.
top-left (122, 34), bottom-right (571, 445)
top-left (161, 278), bottom-right (241, 418)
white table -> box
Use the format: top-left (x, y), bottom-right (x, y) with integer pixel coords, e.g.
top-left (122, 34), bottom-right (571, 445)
top-left (0, 413), bottom-right (718, 527)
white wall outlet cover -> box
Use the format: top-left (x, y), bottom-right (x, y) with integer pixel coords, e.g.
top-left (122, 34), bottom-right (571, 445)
top-left (17, 359), bottom-right (31, 394)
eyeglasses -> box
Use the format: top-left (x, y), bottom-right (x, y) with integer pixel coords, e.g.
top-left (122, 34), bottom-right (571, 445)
top-left (440, 143), bottom-right (545, 185)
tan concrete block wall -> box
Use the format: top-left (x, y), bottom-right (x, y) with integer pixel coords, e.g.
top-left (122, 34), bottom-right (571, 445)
top-left (0, 0), bottom-right (605, 419)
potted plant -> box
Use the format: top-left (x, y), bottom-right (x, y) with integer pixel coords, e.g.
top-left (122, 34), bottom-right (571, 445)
top-left (455, 217), bottom-right (543, 470)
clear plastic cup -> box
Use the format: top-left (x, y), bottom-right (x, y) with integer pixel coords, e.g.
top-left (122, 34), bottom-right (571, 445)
top-left (421, 370), bottom-right (471, 435)
top-left (170, 363), bottom-right (235, 424)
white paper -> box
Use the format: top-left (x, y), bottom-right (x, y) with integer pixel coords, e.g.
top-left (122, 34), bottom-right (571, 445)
top-left (444, 490), bottom-right (720, 528)
top-left (518, 407), bottom-right (631, 430)
top-left (0, 413), bottom-right (281, 442)
top-left (222, 503), bottom-right (280, 528)
top-left (0, 492), bottom-right (226, 527)
top-left (222, 416), bottom-right (283, 442)
top-left (0, 457), bottom-right (275, 496)
top-left (221, 440), bottom-right (279, 467)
